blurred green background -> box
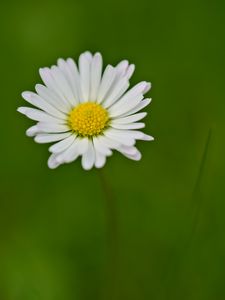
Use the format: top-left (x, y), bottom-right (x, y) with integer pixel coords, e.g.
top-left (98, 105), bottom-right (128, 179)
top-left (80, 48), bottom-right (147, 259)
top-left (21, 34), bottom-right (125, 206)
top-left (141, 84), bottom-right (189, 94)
top-left (0, 0), bottom-right (225, 299)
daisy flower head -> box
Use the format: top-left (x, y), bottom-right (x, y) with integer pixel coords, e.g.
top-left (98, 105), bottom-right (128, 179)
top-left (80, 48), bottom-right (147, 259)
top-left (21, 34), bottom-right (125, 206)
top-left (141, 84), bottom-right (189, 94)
top-left (18, 51), bottom-right (154, 170)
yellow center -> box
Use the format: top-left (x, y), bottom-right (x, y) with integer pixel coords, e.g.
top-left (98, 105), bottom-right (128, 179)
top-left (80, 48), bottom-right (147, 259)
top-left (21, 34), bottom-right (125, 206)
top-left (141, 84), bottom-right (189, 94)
top-left (68, 102), bottom-right (109, 137)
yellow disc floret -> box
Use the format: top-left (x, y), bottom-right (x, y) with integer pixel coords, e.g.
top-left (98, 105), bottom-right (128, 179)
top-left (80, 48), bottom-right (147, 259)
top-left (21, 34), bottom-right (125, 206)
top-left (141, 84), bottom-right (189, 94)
top-left (68, 102), bottom-right (109, 137)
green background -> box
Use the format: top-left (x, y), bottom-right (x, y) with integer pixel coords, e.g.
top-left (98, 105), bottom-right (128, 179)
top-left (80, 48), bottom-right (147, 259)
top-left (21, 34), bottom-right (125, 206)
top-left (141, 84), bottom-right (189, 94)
top-left (0, 0), bottom-right (225, 299)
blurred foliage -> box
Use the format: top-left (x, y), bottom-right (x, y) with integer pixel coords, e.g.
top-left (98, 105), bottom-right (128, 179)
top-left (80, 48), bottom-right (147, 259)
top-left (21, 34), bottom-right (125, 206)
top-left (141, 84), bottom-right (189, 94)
top-left (0, 0), bottom-right (225, 299)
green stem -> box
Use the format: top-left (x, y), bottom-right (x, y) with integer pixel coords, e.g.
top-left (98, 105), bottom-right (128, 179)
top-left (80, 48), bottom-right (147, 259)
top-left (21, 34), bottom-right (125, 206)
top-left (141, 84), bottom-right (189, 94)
top-left (98, 169), bottom-right (118, 300)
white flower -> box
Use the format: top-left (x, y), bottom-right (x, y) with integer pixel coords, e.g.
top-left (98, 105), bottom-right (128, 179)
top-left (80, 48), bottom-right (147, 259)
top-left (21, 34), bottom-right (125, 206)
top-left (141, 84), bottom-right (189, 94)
top-left (18, 51), bottom-right (154, 170)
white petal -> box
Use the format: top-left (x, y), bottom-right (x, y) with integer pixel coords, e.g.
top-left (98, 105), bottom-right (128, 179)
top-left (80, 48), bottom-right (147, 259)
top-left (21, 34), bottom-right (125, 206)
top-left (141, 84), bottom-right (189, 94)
top-left (93, 136), bottom-right (112, 156)
top-left (110, 122), bottom-right (145, 130)
top-left (49, 134), bottom-right (76, 153)
top-left (35, 84), bottom-right (70, 113)
top-left (34, 132), bottom-right (72, 143)
top-left (108, 60), bottom-right (129, 90)
top-left (118, 99), bottom-right (152, 118)
top-left (50, 66), bottom-right (75, 107)
top-left (55, 138), bottom-right (80, 163)
top-left (90, 53), bottom-right (103, 101)
top-left (108, 81), bottom-right (148, 116)
top-left (143, 82), bottom-right (151, 94)
top-left (39, 67), bottom-right (56, 90)
top-left (117, 145), bottom-right (138, 156)
top-left (66, 58), bottom-right (82, 103)
top-left (22, 91), bottom-right (66, 119)
top-left (115, 144), bottom-right (142, 160)
top-left (39, 67), bottom-right (70, 104)
top-left (139, 134), bottom-right (154, 141)
top-left (109, 94), bottom-right (143, 118)
top-left (37, 122), bottom-right (70, 133)
top-left (83, 51), bottom-right (93, 61)
top-left (99, 135), bottom-right (121, 149)
top-left (26, 125), bottom-right (39, 137)
top-left (81, 139), bottom-right (95, 170)
top-left (113, 60), bottom-right (135, 80)
top-left (126, 64), bottom-right (135, 79)
top-left (94, 150), bottom-right (106, 168)
top-left (102, 77), bottom-right (130, 108)
top-left (56, 137), bottom-right (89, 164)
top-left (76, 137), bottom-right (89, 154)
top-left (113, 81), bottom-right (147, 104)
top-left (17, 107), bottom-right (27, 115)
top-left (104, 129), bottom-right (135, 147)
top-left (112, 112), bottom-right (147, 124)
top-left (122, 149), bottom-right (142, 161)
top-left (79, 53), bottom-right (91, 102)
top-left (48, 153), bottom-right (61, 169)
top-left (56, 59), bottom-right (79, 106)
top-left (97, 65), bottom-right (116, 104)
top-left (17, 107), bottom-right (65, 123)
top-left (102, 60), bottom-right (136, 108)
top-left (115, 60), bottom-right (129, 78)
top-left (118, 130), bottom-right (154, 141)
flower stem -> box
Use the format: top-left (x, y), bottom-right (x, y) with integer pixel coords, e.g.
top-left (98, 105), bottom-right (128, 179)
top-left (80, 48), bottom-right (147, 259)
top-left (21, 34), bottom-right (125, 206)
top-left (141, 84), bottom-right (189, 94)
top-left (98, 169), bottom-right (118, 300)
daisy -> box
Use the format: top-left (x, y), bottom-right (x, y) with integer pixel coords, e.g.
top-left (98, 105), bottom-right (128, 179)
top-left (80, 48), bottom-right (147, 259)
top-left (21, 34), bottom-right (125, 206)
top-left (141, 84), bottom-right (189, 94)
top-left (18, 51), bottom-right (154, 170)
